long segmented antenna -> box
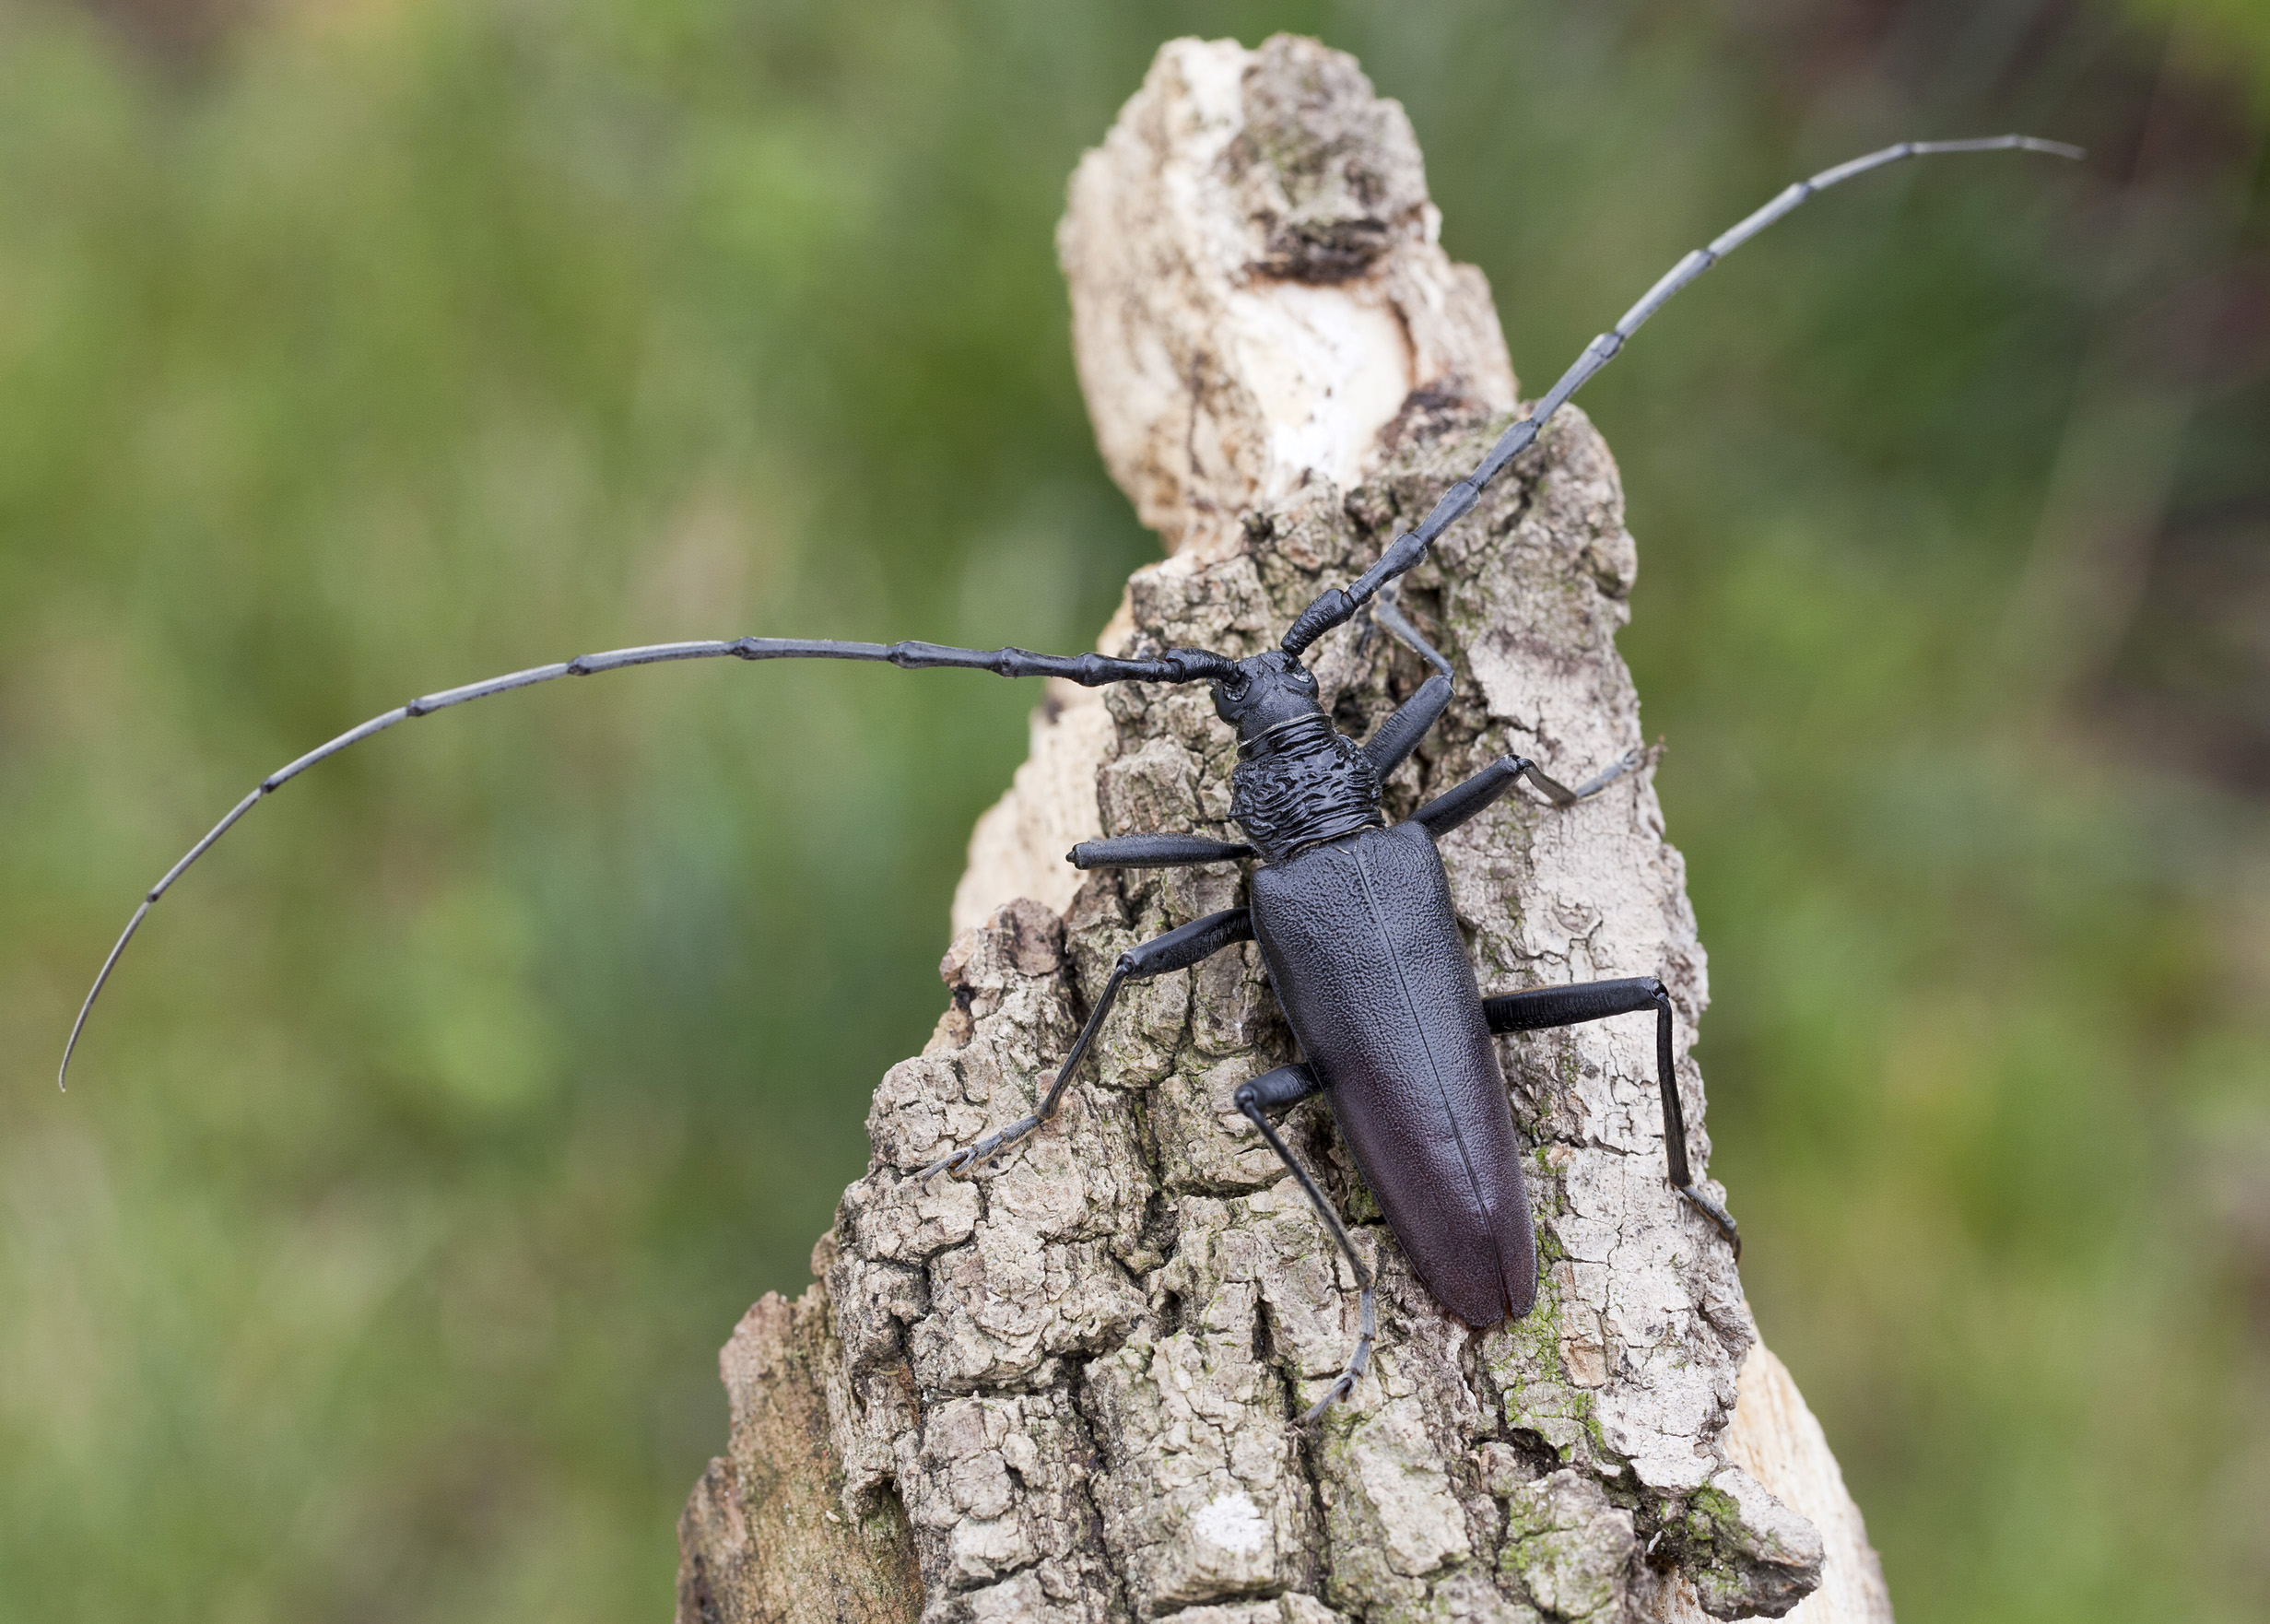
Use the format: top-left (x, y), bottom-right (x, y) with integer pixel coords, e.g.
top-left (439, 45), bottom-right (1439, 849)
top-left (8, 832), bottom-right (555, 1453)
top-left (1280, 135), bottom-right (2086, 656)
top-left (58, 634), bottom-right (1235, 1088)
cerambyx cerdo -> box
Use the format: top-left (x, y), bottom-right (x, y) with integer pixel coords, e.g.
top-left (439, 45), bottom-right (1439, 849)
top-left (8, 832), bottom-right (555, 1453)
top-left (64, 134), bottom-right (2080, 1420)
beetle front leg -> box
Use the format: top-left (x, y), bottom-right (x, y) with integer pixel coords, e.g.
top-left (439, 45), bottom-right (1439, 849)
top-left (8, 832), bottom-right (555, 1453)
top-left (920, 906), bottom-right (1255, 1180)
top-left (1358, 583), bottom-right (1458, 777)
top-left (1358, 674), bottom-right (1453, 777)
top-left (1484, 978), bottom-right (1740, 1254)
top-left (1230, 1063), bottom-right (1376, 1424)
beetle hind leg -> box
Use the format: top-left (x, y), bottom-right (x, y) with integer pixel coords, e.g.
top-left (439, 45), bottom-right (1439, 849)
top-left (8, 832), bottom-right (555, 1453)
top-left (1232, 1063), bottom-right (1377, 1424)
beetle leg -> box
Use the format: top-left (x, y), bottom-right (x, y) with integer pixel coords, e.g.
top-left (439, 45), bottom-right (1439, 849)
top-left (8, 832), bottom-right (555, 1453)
top-left (1232, 1063), bottom-right (1377, 1424)
top-left (1359, 673), bottom-right (1454, 779)
top-left (921, 906), bottom-right (1255, 1180)
top-left (1676, 1183), bottom-right (1740, 1249)
top-left (1357, 582), bottom-right (1458, 776)
top-left (1484, 977), bottom-right (1740, 1256)
top-left (1370, 580), bottom-right (1453, 678)
top-left (1234, 1060), bottom-right (1323, 1113)
top-left (1066, 832), bottom-right (1255, 870)
top-left (1513, 746), bottom-right (1645, 808)
top-left (1410, 746), bottom-right (1641, 837)
top-left (1410, 756), bottom-right (1523, 835)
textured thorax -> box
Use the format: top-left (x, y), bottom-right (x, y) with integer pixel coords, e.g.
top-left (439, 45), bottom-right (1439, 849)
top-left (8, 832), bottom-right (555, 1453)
top-left (1229, 714), bottom-right (1384, 863)
top-left (1209, 648), bottom-right (1384, 863)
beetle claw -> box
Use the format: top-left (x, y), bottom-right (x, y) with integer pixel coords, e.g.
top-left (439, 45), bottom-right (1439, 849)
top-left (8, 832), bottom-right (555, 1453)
top-left (916, 1146), bottom-right (977, 1181)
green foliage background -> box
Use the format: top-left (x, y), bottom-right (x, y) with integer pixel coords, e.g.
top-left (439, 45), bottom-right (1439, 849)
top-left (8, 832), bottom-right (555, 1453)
top-left (2, 1), bottom-right (2264, 1618)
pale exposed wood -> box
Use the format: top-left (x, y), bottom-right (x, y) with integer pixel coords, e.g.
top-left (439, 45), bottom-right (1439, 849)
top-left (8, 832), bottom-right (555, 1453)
top-left (1055, 35), bottom-right (1515, 563)
top-left (1723, 1347), bottom-right (1895, 1624)
top-left (680, 35), bottom-right (1893, 1624)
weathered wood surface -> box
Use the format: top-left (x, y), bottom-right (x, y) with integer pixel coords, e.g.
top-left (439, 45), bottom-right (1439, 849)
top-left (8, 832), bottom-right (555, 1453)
top-left (679, 35), bottom-right (1892, 1624)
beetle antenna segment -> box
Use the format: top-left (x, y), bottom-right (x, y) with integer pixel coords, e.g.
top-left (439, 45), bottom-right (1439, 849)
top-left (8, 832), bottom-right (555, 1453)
top-left (1278, 134), bottom-right (2087, 658)
top-left (58, 633), bottom-right (1235, 1089)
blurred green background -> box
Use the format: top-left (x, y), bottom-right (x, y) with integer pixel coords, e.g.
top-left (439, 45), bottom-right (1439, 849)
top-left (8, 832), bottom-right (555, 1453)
top-left (3, 0), bottom-right (2264, 1618)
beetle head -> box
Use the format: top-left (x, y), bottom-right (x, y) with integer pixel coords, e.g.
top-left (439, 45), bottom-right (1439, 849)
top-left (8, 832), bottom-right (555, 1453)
top-left (1210, 650), bottom-right (1324, 747)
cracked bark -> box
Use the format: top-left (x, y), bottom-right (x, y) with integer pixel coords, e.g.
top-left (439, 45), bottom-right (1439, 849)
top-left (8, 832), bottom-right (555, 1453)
top-left (676, 35), bottom-right (1895, 1624)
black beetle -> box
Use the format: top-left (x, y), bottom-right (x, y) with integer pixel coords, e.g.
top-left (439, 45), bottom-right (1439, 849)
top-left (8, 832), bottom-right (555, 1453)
top-left (62, 135), bottom-right (2080, 1422)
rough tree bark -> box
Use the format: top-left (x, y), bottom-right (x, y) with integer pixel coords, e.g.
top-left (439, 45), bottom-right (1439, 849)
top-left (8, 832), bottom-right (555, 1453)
top-left (677, 36), bottom-right (1895, 1624)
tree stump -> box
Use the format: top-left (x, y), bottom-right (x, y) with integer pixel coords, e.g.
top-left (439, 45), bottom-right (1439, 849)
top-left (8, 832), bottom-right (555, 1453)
top-left (677, 35), bottom-right (1894, 1624)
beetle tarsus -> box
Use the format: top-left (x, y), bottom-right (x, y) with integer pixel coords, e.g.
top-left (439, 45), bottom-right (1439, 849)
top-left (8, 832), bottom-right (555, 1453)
top-left (919, 1112), bottom-right (1043, 1181)
top-left (916, 1147), bottom-right (973, 1181)
top-left (1516, 744), bottom-right (1644, 808)
top-left (1559, 745), bottom-right (1646, 803)
top-left (1299, 1288), bottom-right (1377, 1426)
top-left (1237, 1073), bottom-right (1382, 1424)
top-left (1677, 1184), bottom-right (1741, 1256)
top-left (1300, 1374), bottom-right (1356, 1426)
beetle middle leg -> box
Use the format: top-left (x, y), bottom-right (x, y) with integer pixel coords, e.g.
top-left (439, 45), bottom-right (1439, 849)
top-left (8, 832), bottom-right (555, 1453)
top-left (1067, 832), bottom-right (1253, 869)
top-left (1484, 978), bottom-right (1741, 1253)
top-left (921, 905), bottom-right (1255, 1178)
top-left (1413, 746), bottom-right (1643, 834)
top-left (1231, 1063), bottom-right (1375, 1425)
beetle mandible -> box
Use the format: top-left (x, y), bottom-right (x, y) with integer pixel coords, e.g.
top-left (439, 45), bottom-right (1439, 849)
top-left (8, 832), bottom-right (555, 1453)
top-left (62, 134), bottom-right (2081, 1422)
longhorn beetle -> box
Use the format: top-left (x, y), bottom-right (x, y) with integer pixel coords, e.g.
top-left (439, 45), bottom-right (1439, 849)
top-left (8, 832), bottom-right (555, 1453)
top-left (64, 135), bottom-right (2082, 1422)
